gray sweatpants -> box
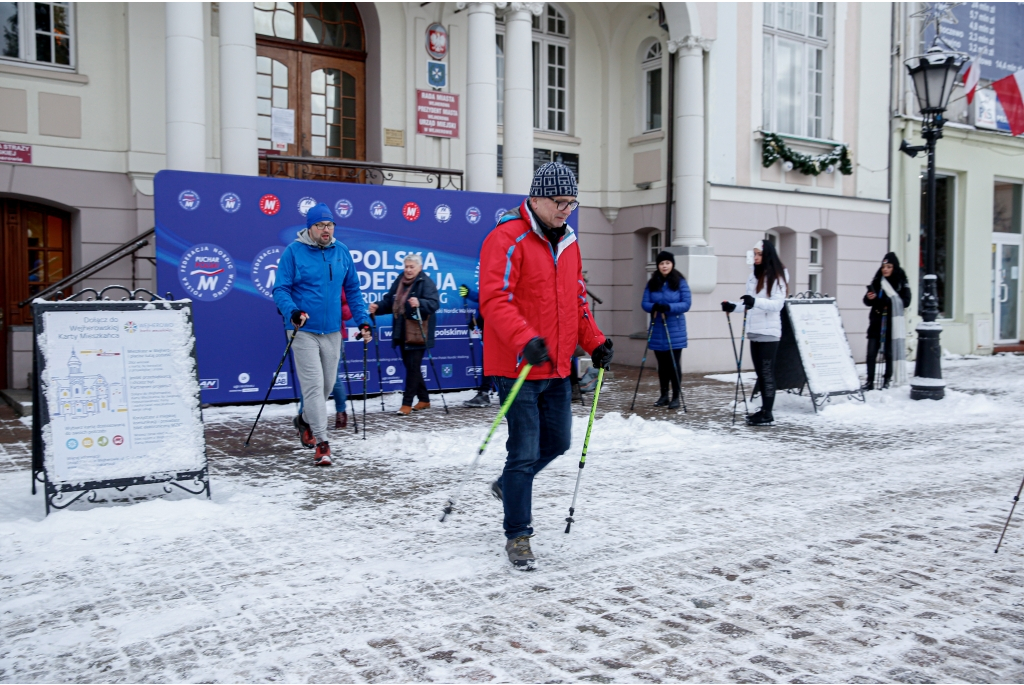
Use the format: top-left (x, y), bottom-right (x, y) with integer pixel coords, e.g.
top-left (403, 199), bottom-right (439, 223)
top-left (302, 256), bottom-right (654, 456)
top-left (292, 330), bottom-right (342, 444)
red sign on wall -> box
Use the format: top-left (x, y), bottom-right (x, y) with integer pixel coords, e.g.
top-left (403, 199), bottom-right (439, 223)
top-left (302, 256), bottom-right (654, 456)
top-left (416, 90), bottom-right (459, 138)
top-left (0, 142), bottom-right (31, 164)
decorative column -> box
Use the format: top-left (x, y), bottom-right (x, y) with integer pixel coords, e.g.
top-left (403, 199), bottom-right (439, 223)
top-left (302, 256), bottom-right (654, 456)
top-left (219, 2), bottom-right (258, 176)
top-left (502, 2), bottom-right (542, 195)
top-left (465, 3), bottom-right (499, 192)
top-left (165, 2), bottom-right (206, 171)
top-left (667, 35), bottom-right (718, 293)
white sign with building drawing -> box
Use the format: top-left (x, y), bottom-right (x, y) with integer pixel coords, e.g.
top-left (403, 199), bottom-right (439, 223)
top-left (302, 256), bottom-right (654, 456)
top-left (40, 305), bottom-right (205, 483)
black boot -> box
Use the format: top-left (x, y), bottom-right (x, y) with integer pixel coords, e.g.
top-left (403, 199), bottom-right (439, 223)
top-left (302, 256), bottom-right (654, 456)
top-left (654, 391), bottom-right (670, 407)
top-left (668, 392), bottom-right (680, 410)
top-left (746, 410), bottom-right (774, 426)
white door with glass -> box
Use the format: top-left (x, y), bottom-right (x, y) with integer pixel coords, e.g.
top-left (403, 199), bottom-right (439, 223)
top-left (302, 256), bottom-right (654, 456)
top-left (993, 182), bottom-right (1022, 343)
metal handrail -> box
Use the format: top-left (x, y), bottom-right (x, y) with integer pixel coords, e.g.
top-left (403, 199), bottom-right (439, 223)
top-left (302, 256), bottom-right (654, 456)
top-left (264, 155), bottom-right (464, 190)
top-left (18, 228), bottom-right (155, 307)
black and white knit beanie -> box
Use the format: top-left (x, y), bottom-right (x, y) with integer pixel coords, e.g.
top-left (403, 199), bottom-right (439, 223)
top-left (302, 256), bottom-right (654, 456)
top-left (530, 161), bottom-right (578, 198)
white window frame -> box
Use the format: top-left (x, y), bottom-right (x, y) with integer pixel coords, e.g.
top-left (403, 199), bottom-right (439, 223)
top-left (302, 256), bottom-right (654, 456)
top-left (648, 230), bottom-right (663, 265)
top-left (762, 2), bottom-right (830, 140)
top-left (808, 232), bottom-right (823, 293)
top-left (496, 4), bottom-right (572, 134)
top-left (641, 40), bottom-right (664, 133)
top-left (496, 32), bottom-right (505, 125)
top-left (0, 2), bottom-right (76, 70)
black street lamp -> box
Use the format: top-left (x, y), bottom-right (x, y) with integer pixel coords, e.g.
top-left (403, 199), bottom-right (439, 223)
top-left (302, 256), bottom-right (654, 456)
top-left (900, 43), bottom-right (968, 401)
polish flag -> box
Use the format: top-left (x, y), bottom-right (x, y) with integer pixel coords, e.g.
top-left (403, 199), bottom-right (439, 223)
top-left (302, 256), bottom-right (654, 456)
top-left (964, 61), bottom-right (980, 104)
top-left (992, 70), bottom-right (1024, 136)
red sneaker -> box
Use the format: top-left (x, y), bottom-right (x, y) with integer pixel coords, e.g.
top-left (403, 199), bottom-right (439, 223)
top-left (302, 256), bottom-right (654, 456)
top-left (294, 415), bottom-right (315, 449)
top-left (314, 441), bottom-right (332, 466)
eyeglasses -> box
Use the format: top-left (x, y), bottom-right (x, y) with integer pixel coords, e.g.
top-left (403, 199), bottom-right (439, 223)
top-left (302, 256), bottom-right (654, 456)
top-left (313, 221), bottom-right (335, 230)
top-left (547, 198), bottom-right (579, 212)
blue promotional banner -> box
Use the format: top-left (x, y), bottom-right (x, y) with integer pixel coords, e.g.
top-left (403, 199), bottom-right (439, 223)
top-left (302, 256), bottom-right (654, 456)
top-left (154, 170), bottom-right (524, 404)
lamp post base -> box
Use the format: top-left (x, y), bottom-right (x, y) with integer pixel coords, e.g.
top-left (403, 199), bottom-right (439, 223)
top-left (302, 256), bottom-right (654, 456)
top-left (911, 319), bottom-right (944, 401)
top-left (910, 377), bottom-right (945, 401)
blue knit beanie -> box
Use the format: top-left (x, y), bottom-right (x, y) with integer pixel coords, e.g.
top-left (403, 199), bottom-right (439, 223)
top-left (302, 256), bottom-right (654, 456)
top-left (306, 202), bottom-right (334, 228)
top-left (530, 161), bottom-right (578, 198)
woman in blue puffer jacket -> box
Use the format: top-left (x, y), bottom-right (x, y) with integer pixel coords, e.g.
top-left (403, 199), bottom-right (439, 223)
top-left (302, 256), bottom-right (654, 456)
top-left (641, 251), bottom-right (692, 409)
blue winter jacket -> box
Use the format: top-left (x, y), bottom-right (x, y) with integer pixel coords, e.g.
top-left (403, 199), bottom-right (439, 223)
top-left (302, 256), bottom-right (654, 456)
top-left (273, 229), bottom-right (370, 334)
top-left (641, 278), bottom-right (692, 351)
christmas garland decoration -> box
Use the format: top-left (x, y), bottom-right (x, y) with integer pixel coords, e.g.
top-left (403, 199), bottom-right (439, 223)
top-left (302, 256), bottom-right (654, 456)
top-left (761, 131), bottom-right (853, 176)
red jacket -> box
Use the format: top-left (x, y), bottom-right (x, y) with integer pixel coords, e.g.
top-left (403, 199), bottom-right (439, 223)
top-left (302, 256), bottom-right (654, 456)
top-left (479, 199), bottom-right (605, 380)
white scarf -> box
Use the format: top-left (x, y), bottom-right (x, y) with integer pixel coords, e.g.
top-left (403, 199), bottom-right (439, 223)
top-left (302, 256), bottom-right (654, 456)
top-left (880, 278), bottom-right (907, 386)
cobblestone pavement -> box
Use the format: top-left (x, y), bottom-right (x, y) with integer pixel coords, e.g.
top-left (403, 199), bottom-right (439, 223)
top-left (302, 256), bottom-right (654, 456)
top-left (1, 356), bottom-right (1023, 683)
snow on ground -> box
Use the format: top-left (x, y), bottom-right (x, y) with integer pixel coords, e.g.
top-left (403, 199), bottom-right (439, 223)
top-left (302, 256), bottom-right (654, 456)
top-left (0, 356), bottom-right (1022, 683)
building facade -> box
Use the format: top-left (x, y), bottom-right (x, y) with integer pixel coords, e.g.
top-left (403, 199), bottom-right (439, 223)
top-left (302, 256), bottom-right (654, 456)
top-left (890, 3), bottom-right (1024, 358)
top-left (1, 2), bottom-right (894, 390)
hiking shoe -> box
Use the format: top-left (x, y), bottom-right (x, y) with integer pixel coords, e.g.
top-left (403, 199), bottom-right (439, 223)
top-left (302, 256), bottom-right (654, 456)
top-left (490, 480), bottom-right (503, 502)
top-left (294, 415), bottom-right (315, 448)
top-left (860, 381), bottom-right (874, 391)
top-left (746, 410), bottom-right (774, 426)
top-left (463, 391), bottom-right (491, 408)
top-left (654, 393), bottom-right (670, 407)
top-left (397, 405), bottom-right (412, 415)
top-left (335, 412), bottom-right (348, 429)
top-left (314, 441), bottom-right (332, 466)
top-left (505, 535), bottom-right (536, 570)
top-left (413, 401), bottom-right (430, 411)
top-left (668, 395), bottom-right (681, 410)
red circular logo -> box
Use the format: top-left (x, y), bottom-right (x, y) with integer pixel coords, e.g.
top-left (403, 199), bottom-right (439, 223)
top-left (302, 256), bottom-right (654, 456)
top-left (259, 194), bottom-right (281, 215)
top-left (402, 202), bottom-right (421, 221)
top-left (112, 435), bottom-right (124, 446)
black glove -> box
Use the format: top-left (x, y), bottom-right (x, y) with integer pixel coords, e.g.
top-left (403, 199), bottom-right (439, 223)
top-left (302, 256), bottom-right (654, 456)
top-left (741, 295), bottom-right (755, 310)
top-left (590, 339), bottom-right (614, 369)
top-left (721, 301), bottom-right (737, 313)
top-left (459, 284), bottom-right (470, 297)
top-left (522, 337), bottom-right (551, 366)
top-left (291, 310), bottom-right (308, 327)
top-left (653, 303), bottom-right (670, 314)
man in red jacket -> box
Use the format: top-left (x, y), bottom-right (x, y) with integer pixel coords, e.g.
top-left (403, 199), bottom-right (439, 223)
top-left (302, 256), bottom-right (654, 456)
top-left (479, 161), bottom-right (614, 570)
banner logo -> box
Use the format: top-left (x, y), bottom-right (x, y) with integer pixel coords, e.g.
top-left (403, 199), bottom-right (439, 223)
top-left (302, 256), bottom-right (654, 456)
top-left (66, 438), bottom-right (78, 450)
top-left (403, 202), bottom-right (421, 221)
top-left (178, 243), bottom-right (237, 300)
top-left (259, 194), bottom-right (281, 215)
top-left (178, 190), bottom-right (200, 210)
top-left (466, 207), bottom-right (481, 224)
top-left (274, 372), bottom-right (288, 387)
top-left (386, 365), bottom-right (397, 375)
top-left (434, 204), bottom-right (452, 223)
top-left (335, 199), bottom-right (353, 218)
top-left (97, 436), bottom-right (109, 447)
top-left (495, 207), bottom-right (508, 223)
top-left (220, 192), bottom-right (241, 213)
top-left (370, 201), bottom-right (387, 219)
top-left (251, 246), bottom-right (284, 299)
top-left (123, 321), bottom-right (137, 334)
top-left (298, 196), bottom-right (317, 216)
top-left (238, 372), bottom-right (250, 383)
top-left (200, 379), bottom-right (220, 390)
top-left (113, 435), bottom-right (124, 446)
top-left (82, 437), bottom-right (94, 448)
top-left (442, 364), bottom-right (453, 378)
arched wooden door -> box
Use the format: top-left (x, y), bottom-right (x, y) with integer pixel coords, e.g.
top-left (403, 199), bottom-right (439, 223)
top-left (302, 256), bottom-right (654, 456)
top-left (1, 200), bottom-right (72, 389)
top-left (254, 2), bottom-right (366, 163)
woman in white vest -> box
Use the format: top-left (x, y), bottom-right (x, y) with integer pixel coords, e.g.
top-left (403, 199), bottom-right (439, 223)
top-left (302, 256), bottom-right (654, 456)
top-left (722, 239), bottom-right (789, 426)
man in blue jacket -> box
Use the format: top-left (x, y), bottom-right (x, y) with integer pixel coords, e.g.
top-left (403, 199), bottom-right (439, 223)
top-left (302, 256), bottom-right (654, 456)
top-left (273, 202), bottom-right (371, 466)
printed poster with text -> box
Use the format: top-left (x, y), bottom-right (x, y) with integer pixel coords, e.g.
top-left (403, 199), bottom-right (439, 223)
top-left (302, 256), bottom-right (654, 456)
top-left (41, 306), bottom-right (205, 483)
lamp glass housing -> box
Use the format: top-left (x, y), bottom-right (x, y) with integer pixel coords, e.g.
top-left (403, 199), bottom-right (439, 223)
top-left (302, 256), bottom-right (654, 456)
top-left (905, 47), bottom-right (968, 114)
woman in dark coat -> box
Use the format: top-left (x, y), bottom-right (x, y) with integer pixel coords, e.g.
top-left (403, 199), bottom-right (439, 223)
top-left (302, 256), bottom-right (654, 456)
top-left (640, 251), bottom-right (692, 409)
top-left (369, 253), bottom-right (440, 414)
top-left (863, 252), bottom-right (911, 390)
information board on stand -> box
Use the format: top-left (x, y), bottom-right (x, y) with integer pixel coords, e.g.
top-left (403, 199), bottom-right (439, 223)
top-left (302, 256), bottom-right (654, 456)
top-left (32, 297), bottom-right (209, 514)
top-left (779, 297), bottom-right (864, 412)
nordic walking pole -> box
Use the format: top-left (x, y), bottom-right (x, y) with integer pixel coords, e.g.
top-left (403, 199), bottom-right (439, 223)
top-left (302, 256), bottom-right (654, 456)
top-left (660, 314), bottom-right (687, 413)
top-left (370, 314), bottom-right (386, 412)
top-left (463, 293), bottom-right (481, 388)
top-left (440, 363), bottom-right (533, 522)
top-left (415, 306), bottom-right (449, 414)
top-left (361, 335), bottom-right (368, 440)
top-left (565, 366), bottom-right (605, 533)
top-left (995, 470), bottom-right (1024, 553)
top-left (629, 316), bottom-right (657, 412)
top-left (244, 325), bottom-right (300, 448)
top-left (726, 309), bottom-right (749, 425)
top-left (734, 309), bottom-right (750, 423)
top-left (340, 333), bottom-right (358, 434)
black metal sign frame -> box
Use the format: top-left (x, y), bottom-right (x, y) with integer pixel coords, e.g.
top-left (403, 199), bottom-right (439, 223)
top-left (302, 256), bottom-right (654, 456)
top-left (31, 287), bottom-right (209, 515)
top-left (778, 293), bottom-right (865, 413)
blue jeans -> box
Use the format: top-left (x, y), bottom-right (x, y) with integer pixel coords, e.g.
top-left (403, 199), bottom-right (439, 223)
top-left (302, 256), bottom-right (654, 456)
top-left (299, 358), bottom-right (349, 415)
top-left (495, 376), bottom-right (573, 540)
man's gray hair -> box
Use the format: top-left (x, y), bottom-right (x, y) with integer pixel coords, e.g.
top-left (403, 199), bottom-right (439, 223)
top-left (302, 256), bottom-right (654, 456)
top-left (404, 253), bottom-right (423, 267)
